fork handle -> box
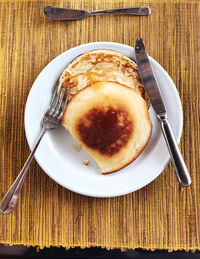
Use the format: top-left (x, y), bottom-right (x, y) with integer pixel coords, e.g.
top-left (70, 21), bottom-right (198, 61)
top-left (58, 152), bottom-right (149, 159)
top-left (0, 127), bottom-right (47, 214)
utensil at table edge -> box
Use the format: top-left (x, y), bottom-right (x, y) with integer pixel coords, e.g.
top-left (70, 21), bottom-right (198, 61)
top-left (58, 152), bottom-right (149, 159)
top-left (44, 6), bottom-right (151, 20)
top-left (134, 38), bottom-right (191, 187)
top-left (0, 85), bottom-right (71, 214)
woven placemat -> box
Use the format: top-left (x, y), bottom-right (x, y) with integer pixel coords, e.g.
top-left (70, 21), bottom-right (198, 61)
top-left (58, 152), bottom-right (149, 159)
top-left (0, 0), bottom-right (199, 250)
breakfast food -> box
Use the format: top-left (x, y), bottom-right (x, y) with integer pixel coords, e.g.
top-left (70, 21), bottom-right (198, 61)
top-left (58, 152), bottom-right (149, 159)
top-left (59, 49), bottom-right (152, 173)
top-left (59, 49), bottom-right (150, 107)
top-left (62, 82), bottom-right (152, 174)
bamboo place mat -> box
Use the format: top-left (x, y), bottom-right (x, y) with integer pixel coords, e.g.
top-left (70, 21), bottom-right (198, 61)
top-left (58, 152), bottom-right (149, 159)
top-left (0, 0), bottom-right (200, 251)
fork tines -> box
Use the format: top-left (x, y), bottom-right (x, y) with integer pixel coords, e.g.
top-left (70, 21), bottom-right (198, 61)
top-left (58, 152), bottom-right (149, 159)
top-left (47, 83), bottom-right (71, 120)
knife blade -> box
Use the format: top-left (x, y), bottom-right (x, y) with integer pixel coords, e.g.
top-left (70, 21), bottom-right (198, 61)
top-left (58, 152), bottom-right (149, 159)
top-left (135, 38), bottom-right (191, 187)
top-left (135, 39), bottom-right (166, 116)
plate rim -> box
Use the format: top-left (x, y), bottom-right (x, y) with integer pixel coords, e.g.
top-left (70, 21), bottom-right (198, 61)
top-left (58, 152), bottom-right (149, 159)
top-left (24, 41), bottom-right (183, 197)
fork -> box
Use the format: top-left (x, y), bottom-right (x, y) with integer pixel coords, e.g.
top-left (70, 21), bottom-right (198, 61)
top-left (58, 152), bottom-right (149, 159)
top-left (0, 83), bottom-right (70, 214)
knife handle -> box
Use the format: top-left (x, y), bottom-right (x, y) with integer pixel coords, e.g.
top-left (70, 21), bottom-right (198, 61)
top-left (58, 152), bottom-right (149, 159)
top-left (157, 114), bottom-right (191, 187)
top-left (90, 7), bottom-right (151, 16)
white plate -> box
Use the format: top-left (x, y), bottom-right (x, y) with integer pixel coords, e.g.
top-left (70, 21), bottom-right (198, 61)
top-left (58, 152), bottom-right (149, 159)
top-left (24, 42), bottom-right (183, 197)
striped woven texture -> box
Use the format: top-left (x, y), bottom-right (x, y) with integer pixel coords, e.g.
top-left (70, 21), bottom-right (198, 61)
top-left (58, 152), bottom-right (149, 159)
top-left (0, 0), bottom-right (199, 250)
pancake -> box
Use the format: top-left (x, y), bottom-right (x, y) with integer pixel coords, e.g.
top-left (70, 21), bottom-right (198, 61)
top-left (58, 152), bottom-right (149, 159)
top-left (59, 49), bottom-right (150, 107)
top-left (62, 81), bottom-right (152, 174)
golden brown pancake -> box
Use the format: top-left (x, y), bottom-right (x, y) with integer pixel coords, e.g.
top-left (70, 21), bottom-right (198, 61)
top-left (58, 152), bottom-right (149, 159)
top-left (59, 49), bottom-right (150, 107)
top-left (62, 82), bottom-right (152, 174)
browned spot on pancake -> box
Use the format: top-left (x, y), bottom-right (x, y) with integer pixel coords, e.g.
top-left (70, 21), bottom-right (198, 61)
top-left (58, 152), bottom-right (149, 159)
top-left (138, 85), bottom-right (145, 99)
top-left (123, 62), bottom-right (137, 72)
top-left (71, 63), bottom-right (77, 69)
top-left (76, 107), bottom-right (133, 156)
top-left (63, 77), bottom-right (70, 85)
top-left (89, 54), bottom-right (114, 65)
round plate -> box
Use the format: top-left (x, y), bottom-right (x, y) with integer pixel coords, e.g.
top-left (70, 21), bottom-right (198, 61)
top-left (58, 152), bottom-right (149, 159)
top-left (24, 42), bottom-right (183, 197)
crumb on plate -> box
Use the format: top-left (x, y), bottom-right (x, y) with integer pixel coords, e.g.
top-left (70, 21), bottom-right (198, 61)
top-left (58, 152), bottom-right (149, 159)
top-left (83, 160), bottom-right (89, 166)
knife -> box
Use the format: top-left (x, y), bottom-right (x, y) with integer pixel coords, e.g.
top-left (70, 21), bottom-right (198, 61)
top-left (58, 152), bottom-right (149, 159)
top-left (44, 6), bottom-right (151, 21)
top-left (135, 38), bottom-right (191, 187)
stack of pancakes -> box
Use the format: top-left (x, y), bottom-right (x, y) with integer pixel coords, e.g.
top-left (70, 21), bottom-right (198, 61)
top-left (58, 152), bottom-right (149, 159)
top-left (60, 49), bottom-right (152, 174)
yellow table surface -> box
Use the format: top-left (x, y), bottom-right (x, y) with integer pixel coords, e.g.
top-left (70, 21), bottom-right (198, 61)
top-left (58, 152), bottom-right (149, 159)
top-left (0, 0), bottom-right (200, 251)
